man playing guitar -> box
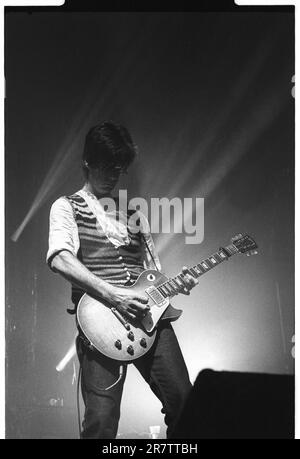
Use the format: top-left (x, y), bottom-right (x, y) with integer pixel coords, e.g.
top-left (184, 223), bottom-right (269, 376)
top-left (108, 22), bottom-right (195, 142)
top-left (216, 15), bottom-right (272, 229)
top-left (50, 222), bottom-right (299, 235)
top-left (47, 121), bottom-right (198, 439)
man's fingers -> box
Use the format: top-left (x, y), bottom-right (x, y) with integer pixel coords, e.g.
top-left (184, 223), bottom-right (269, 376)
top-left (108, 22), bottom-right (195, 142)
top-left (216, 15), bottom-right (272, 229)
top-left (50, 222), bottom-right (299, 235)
top-left (186, 275), bottom-right (198, 287)
top-left (124, 305), bottom-right (148, 320)
top-left (123, 308), bottom-right (138, 321)
top-left (131, 300), bottom-right (150, 312)
top-left (182, 267), bottom-right (194, 283)
top-left (134, 295), bottom-right (149, 305)
top-left (180, 267), bottom-right (198, 291)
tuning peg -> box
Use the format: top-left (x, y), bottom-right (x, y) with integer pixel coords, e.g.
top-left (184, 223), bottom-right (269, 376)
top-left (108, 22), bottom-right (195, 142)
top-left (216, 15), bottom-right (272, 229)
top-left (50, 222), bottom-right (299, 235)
top-left (232, 233), bottom-right (243, 242)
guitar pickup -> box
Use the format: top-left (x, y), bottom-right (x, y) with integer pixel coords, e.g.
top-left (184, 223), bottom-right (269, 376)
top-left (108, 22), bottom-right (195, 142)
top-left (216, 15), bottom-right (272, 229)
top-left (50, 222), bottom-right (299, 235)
top-left (145, 286), bottom-right (165, 305)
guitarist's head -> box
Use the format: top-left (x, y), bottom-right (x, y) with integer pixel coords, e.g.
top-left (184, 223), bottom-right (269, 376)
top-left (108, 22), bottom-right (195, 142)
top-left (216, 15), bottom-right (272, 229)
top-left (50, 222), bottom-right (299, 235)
top-left (82, 121), bottom-right (138, 198)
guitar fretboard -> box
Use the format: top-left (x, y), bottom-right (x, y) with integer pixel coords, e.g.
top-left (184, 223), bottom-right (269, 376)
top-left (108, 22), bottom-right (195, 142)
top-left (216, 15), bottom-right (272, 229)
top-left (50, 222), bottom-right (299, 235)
top-left (157, 244), bottom-right (238, 298)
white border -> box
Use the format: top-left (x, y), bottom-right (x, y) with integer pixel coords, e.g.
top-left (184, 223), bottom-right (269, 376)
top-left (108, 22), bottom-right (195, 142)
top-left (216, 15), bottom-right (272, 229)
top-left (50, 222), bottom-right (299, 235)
top-left (0, 0), bottom-right (297, 441)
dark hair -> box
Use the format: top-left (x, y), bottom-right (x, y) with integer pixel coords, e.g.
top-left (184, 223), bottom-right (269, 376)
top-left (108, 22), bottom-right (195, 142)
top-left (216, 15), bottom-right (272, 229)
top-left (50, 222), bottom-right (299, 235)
top-left (82, 121), bottom-right (138, 178)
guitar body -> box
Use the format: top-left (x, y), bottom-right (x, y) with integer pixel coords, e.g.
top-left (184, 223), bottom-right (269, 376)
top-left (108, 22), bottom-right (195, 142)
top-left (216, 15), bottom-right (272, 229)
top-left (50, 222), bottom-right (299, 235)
top-left (77, 269), bottom-right (183, 362)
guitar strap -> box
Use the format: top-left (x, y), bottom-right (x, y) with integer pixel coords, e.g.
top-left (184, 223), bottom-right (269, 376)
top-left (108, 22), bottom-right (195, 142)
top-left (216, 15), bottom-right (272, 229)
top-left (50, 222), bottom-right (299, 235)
top-left (141, 233), bottom-right (160, 271)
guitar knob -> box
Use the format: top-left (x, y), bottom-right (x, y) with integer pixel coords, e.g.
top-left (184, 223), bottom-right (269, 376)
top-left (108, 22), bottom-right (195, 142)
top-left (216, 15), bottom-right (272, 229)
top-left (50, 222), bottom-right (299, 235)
top-left (140, 338), bottom-right (147, 348)
top-left (114, 340), bottom-right (122, 350)
top-left (127, 331), bottom-right (135, 341)
top-left (127, 345), bottom-right (134, 355)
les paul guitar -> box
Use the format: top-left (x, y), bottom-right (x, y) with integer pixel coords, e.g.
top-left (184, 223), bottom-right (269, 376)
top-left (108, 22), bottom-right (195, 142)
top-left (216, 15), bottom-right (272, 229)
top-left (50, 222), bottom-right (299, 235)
top-left (77, 234), bottom-right (258, 361)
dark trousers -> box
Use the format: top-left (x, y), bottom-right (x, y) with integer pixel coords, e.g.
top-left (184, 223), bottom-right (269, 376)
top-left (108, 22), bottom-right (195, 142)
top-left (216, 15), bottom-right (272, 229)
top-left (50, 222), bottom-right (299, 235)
top-left (76, 321), bottom-right (192, 439)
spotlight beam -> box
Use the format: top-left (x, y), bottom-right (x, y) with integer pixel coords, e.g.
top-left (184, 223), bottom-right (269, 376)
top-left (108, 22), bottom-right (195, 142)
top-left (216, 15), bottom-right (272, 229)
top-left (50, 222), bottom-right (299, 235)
top-left (156, 85), bottom-right (288, 255)
top-left (153, 39), bottom-right (274, 201)
top-left (11, 18), bottom-right (163, 242)
top-left (56, 340), bottom-right (76, 373)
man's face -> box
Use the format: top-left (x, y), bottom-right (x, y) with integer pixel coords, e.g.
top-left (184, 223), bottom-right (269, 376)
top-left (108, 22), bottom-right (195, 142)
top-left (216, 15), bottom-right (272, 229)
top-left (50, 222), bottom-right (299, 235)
top-left (88, 164), bottom-right (127, 196)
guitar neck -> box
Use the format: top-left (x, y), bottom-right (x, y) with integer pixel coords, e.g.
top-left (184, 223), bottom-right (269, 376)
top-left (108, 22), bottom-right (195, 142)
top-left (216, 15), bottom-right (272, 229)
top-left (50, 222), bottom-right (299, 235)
top-left (157, 243), bottom-right (239, 299)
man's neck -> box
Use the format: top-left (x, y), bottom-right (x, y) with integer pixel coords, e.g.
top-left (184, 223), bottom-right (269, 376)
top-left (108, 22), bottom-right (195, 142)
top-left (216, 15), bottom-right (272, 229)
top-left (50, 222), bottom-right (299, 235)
top-left (83, 182), bottom-right (113, 200)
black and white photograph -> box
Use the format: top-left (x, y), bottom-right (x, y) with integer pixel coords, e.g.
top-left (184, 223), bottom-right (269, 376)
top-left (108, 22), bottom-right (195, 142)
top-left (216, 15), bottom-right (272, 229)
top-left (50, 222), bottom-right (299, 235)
top-left (4, 1), bottom-right (295, 441)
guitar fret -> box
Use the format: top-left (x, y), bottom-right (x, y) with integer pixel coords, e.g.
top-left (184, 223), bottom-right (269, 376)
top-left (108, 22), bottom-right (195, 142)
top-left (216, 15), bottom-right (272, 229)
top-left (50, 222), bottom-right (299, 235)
top-left (196, 264), bottom-right (205, 274)
top-left (166, 281), bottom-right (178, 294)
top-left (189, 267), bottom-right (198, 277)
top-left (177, 274), bottom-right (186, 286)
top-left (162, 283), bottom-right (173, 295)
top-left (203, 259), bottom-right (213, 269)
top-left (175, 275), bottom-right (185, 286)
top-left (157, 286), bottom-right (168, 298)
top-left (169, 279), bottom-right (180, 292)
top-left (218, 250), bottom-right (228, 260)
top-left (173, 277), bottom-right (183, 289)
top-left (213, 252), bottom-right (223, 263)
top-left (215, 252), bottom-right (223, 262)
top-left (209, 256), bottom-right (218, 265)
top-left (193, 265), bottom-right (203, 276)
top-left (161, 285), bottom-right (170, 296)
top-left (201, 261), bottom-right (209, 271)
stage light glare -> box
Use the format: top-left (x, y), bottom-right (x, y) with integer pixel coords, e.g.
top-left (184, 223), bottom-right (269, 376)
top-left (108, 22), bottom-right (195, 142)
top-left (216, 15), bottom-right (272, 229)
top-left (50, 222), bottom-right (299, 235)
top-left (11, 21), bottom-right (158, 242)
top-left (156, 85), bottom-right (287, 257)
top-left (56, 341), bottom-right (76, 372)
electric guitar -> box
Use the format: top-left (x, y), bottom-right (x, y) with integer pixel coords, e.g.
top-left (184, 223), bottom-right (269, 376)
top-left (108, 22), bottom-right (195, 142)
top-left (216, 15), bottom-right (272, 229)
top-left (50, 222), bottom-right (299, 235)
top-left (77, 234), bottom-right (258, 361)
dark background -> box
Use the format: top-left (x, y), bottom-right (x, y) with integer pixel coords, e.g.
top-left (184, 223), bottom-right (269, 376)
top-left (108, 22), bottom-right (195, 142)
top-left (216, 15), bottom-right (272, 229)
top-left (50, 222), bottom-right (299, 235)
top-left (5, 11), bottom-right (294, 438)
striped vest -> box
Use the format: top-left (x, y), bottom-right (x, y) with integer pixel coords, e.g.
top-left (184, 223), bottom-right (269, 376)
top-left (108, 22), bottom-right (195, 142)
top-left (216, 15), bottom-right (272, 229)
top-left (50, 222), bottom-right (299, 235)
top-left (66, 193), bottom-right (145, 305)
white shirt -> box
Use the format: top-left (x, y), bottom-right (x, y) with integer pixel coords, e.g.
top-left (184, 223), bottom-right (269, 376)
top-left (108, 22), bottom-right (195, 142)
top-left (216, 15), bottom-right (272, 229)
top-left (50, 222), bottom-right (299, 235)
top-left (47, 188), bottom-right (161, 272)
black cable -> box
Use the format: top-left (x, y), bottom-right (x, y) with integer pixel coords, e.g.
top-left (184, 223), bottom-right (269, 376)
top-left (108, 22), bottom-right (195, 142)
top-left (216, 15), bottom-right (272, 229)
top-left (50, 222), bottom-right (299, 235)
top-left (77, 364), bottom-right (82, 438)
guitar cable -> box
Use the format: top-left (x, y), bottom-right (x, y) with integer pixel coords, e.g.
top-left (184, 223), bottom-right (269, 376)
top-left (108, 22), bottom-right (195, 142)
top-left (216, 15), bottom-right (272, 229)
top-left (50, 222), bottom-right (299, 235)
top-left (77, 363), bottom-right (82, 438)
top-left (76, 360), bottom-right (125, 438)
top-left (103, 364), bottom-right (125, 390)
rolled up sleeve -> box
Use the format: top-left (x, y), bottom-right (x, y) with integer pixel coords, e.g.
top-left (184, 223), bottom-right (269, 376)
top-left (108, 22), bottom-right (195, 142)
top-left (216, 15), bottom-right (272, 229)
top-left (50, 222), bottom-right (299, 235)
top-left (46, 197), bottom-right (79, 269)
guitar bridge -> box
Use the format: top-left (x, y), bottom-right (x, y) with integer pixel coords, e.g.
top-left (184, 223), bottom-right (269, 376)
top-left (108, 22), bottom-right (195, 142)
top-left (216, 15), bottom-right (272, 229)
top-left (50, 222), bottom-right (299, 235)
top-left (111, 308), bottom-right (131, 330)
top-left (145, 286), bottom-right (165, 306)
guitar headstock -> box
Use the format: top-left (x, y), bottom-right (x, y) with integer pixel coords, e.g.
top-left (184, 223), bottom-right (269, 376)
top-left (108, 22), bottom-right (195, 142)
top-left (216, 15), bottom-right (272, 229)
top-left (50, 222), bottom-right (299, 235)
top-left (231, 234), bottom-right (258, 256)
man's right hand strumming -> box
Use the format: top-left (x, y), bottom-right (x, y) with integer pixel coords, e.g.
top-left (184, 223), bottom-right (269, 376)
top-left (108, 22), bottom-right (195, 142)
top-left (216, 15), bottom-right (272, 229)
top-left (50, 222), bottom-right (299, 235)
top-left (108, 287), bottom-right (150, 321)
top-left (50, 250), bottom-right (150, 321)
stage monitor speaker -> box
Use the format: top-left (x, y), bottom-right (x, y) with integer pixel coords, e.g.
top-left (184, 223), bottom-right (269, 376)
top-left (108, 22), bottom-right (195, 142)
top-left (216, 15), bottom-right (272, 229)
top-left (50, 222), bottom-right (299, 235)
top-left (171, 369), bottom-right (294, 439)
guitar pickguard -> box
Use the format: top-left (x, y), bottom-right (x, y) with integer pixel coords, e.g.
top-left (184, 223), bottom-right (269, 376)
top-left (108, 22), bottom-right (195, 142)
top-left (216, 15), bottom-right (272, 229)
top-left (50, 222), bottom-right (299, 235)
top-left (141, 296), bottom-right (170, 332)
